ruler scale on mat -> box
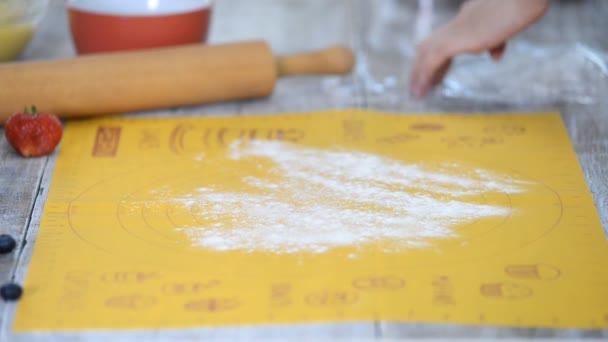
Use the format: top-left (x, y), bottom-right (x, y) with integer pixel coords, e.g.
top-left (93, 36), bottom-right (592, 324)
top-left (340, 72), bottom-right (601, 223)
top-left (15, 110), bottom-right (608, 330)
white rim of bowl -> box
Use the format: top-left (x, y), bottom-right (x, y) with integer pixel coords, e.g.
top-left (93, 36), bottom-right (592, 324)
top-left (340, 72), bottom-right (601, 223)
top-left (66, 0), bottom-right (213, 17)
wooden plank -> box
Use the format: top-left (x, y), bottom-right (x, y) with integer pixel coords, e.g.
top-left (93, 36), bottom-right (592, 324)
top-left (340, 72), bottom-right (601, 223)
top-left (378, 323), bottom-right (607, 339)
top-left (563, 98), bottom-right (608, 232)
top-left (6, 324), bottom-right (376, 342)
top-left (0, 143), bottom-right (48, 336)
top-left (0, 150), bottom-right (56, 342)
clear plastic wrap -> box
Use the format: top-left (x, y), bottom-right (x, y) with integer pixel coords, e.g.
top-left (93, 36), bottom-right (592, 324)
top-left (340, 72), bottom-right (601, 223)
top-left (441, 42), bottom-right (608, 105)
top-left (323, 0), bottom-right (608, 108)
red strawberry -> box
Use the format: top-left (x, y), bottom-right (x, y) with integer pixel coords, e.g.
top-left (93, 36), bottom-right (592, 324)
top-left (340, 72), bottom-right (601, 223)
top-left (4, 106), bottom-right (63, 157)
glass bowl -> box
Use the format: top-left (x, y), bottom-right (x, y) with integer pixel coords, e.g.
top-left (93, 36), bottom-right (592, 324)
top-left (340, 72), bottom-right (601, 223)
top-left (0, 0), bottom-right (49, 62)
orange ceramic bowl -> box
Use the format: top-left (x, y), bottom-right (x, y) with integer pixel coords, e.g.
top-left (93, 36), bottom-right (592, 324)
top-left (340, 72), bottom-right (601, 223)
top-left (66, 0), bottom-right (213, 54)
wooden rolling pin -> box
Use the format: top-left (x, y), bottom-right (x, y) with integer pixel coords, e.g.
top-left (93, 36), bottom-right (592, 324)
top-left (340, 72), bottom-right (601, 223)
top-left (0, 41), bottom-right (354, 123)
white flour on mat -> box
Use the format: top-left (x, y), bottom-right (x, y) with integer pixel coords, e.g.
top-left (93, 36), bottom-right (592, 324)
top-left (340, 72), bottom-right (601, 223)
top-left (154, 141), bottom-right (528, 254)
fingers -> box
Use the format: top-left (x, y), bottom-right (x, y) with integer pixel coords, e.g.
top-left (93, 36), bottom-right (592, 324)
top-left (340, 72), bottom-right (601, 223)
top-left (409, 0), bottom-right (548, 98)
top-left (489, 42), bottom-right (507, 61)
top-left (409, 39), bottom-right (453, 98)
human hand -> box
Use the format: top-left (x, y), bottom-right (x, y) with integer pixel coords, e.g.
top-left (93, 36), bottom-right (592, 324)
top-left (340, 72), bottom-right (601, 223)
top-left (409, 0), bottom-right (549, 98)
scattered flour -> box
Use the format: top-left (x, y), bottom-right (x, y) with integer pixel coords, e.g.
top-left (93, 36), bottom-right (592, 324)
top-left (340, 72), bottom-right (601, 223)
top-left (149, 141), bottom-right (528, 254)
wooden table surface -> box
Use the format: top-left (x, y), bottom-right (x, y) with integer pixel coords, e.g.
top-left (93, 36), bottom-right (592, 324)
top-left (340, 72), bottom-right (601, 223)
top-left (1, 0), bottom-right (607, 340)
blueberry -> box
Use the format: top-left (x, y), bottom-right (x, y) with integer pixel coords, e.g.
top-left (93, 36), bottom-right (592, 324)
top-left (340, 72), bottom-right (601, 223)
top-left (0, 283), bottom-right (22, 301)
top-left (0, 234), bottom-right (17, 254)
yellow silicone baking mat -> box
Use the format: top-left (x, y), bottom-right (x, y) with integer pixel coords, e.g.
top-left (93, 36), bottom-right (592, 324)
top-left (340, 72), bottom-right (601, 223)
top-left (14, 110), bottom-right (608, 330)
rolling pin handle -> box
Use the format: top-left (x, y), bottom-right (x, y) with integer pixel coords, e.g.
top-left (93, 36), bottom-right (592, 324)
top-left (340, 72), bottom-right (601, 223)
top-left (275, 46), bottom-right (355, 77)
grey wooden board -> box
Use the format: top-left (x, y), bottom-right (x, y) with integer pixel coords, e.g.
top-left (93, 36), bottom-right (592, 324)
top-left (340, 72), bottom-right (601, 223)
top-left (1, 0), bottom-right (607, 340)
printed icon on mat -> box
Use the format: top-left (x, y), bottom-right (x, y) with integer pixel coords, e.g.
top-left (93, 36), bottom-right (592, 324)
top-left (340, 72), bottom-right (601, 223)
top-left (138, 129), bottom-right (161, 150)
top-left (92, 126), bottom-right (121, 157)
top-left (184, 297), bottom-right (241, 312)
top-left (409, 123), bottom-right (445, 132)
top-left (169, 124), bottom-right (305, 154)
top-left (442, 136), bottom-right (504, 148)
top-left (105, 294), bottom-right (157, 310)
top-left (483, 124), bottom-right (526, 136)
top-left (352, 275), bottom-right (405, 291)
top-left (269, 283), bottom-right (292, 307)
top-left (305, 290), bottom-right (359, 307)
top-left (480, 283), bottom-right (533, 300)
top-left (100, 272), bottom-right (161, 283)
top-left (376, 133), bottom-right (420, 144)
top-left (342, 119), bottom-right (365, 141)
top-left (505, 264), bottom-right (561, 280)
top-left (162, 280), bottom-right (221, 295)
top-left (432, 275), bottom-right (455, 306)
